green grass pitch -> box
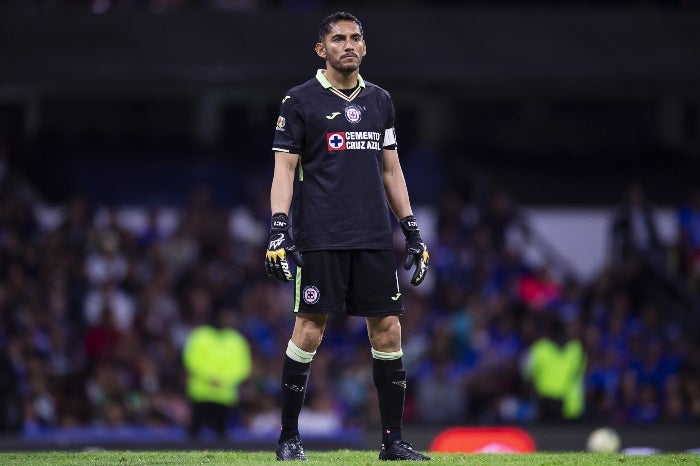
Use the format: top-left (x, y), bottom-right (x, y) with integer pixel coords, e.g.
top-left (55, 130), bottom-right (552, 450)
top-left (0, 451), bottom-right (698, 465)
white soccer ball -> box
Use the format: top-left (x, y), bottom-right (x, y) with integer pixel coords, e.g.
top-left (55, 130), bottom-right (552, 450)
top-left (586, 427), bottom-right (621, 453)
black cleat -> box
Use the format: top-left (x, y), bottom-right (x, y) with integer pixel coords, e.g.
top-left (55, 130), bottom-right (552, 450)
top-left (379, 440), bottom-right (432, 461)
top-left (276, 436), bottom-right (308, 461)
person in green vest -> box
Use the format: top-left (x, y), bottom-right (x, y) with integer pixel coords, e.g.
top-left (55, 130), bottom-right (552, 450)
top-left (183, 308), bottom-right (252, 439)
top-left (523, 314), bottom-right (587, 421)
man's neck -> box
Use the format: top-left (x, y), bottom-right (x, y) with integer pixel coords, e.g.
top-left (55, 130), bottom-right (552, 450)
top-left (324, 68), bottom-right (359, 90)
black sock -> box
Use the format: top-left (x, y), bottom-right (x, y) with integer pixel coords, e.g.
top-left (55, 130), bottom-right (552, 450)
top-left (373, 357), bottom-right (405, 445)
top-left (279, 355), bottom-right (311, 443)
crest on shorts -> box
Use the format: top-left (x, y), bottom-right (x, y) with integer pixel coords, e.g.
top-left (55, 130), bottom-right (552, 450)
top-left (303, 286), bottom-right (320, 305)
top-left (344, 104), bottom-right (362, 124)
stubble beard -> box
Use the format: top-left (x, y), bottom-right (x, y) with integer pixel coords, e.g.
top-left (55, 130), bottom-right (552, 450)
top-left (329, 56), bottom-right (361, 75)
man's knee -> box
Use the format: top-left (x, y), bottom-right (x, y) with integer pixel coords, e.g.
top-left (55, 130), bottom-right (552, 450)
top-left (367, 316), bottom-right (402, 352)
top-left (291, 314), bottom-right (327, 352)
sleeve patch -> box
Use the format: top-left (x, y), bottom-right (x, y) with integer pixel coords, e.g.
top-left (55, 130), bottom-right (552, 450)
top-left (383, 127), bottom-right (397, 147)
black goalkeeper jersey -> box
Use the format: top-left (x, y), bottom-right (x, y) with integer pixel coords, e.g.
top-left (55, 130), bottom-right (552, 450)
top-left (272, 69), bottom-right (398, 251)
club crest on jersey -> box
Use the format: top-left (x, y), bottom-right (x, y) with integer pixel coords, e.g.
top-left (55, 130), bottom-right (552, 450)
top-left (303, 286), bottom-right (320, 305)
top-left (327, 132), bottom-right (345, 151)
top-left (344, 104), bottom-right (362, 124)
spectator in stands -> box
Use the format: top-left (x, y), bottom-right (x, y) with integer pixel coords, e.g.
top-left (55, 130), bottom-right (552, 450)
top-left (83, 304), bottom-right (122, 365)
top-left (662, 375), bottom-right (687, 423)
top-left (83, 279), bottom-right (136, 333)
top-left (414, 356), bottom-right (468, 424)
top-left (679, 343), bottom-right (700, 422)
top-left (478, 187), bottom-right (530, 257)
top-left (57, 195), bottom-right (93, 259)
top-left (585, 338), bottom-right (621, 422)
top-left (610, 183), bottom-right (664, 270)
top-left (297, 388), bottom-right (343, 436)
top-left (85, 229), bottom-right (129, 287)
top-left (136, 206), bottom-right (168, 250)
top-left (518, 262), bottom-right (563, 313)
top-left (673, 187), bottom-right (700, 291)
top-left (138, 269), bottom-right (180, 340)
top-left (0, 347), bottom-right (22, 433)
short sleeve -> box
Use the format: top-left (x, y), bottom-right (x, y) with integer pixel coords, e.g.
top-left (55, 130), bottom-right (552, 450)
top-left (382, 92), bottom-right (397, 150)
top-left (272, 93), bottom-right (305, 154)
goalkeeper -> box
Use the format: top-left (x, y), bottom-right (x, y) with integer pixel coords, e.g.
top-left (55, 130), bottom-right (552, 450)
top-left (264, 11), bottom-right (430, 462)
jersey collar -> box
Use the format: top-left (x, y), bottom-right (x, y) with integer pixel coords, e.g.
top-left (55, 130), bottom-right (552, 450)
top-left (316, 69), bottom-right (365, 102)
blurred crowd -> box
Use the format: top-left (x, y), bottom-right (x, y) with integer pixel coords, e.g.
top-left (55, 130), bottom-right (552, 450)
top-left (1, 143), bottom-right (700, 438)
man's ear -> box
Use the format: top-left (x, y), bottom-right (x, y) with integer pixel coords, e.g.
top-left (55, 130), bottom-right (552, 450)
top-left (315, 42), bottom-right (326, 59)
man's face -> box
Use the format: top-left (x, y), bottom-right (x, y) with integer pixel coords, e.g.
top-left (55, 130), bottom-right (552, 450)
top-left (316, 20), bottom-right (366, 73)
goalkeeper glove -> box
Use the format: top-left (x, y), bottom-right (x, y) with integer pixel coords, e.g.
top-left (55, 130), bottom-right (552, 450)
top-left (265, 213), bottom-right (304, 282)
top-left (400, 215), bottom-right (429, 286)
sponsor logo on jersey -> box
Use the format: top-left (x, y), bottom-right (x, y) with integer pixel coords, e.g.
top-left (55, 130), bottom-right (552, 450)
top-left (327, 131), bottom-right (383, 151)
top-left (282, 95), bottom-right (291, 103)
top-left (326, 112), bottom-right (341, 119)
top-left (276, 116), bottom-right (286, 131)
top-left (303, 286), bottom-right (320, 305)
top-left (344, 104), bottom-right (362, 123)
top-left (327, 132), bottom-right (346, 151)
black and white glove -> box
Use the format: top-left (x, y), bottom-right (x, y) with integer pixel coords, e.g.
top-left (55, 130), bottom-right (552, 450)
top-left (265, 213), bottom-right (304, 282)
top-left (400, 215), bottom-right (429, 286)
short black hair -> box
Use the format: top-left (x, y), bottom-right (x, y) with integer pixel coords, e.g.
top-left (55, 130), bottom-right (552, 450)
top-left (318, 11), bottom-right (363, 43)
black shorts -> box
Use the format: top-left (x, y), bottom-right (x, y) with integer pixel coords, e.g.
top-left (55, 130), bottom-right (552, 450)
top-left (293, 250), bottom-right (404, 317)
